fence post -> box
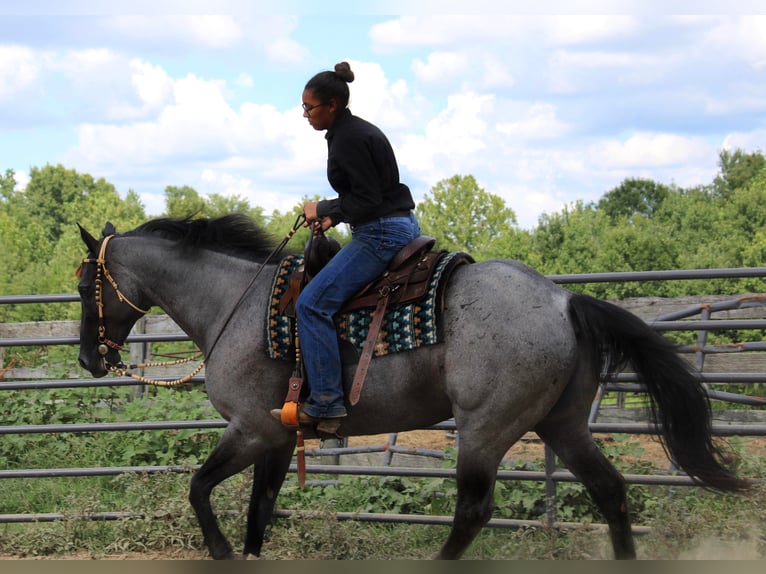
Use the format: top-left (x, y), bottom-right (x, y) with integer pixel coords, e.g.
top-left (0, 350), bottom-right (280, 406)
top-left (544, 445), bottom-right (558, 528)
top-left (129, 316), bottom-right (147, 400)
top-left (319, 437), bottom-right (347, 465)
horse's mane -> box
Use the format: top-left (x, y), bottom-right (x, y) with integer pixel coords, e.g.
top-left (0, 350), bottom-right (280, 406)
top-left (126, 214), bottom-right (291, 262)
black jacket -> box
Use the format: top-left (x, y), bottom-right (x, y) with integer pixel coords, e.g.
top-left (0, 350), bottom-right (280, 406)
top-left (316, 109), bottom-right (414, 226)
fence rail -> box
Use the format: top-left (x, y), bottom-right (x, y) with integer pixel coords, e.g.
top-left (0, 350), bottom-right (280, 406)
top-left (1, 266), bottom-right (765, 531)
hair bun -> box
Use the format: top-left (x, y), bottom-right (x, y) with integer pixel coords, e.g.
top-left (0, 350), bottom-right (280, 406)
top-left (334, 61), bottom-right (355, 83)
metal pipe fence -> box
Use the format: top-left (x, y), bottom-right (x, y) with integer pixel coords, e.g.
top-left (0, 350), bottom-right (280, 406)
top-left (1, 267), bottom-right (765, 531)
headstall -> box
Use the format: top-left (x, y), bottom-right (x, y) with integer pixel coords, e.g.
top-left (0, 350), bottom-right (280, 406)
top-left (79, 234), bottom-right (203, 387)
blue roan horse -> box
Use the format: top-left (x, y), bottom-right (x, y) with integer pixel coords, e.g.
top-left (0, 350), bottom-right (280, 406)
top-left (76, 215), bottom-right (747, 560)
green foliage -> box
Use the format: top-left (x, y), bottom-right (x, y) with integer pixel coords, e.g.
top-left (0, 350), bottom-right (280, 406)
top-left (0, 164), bottom-right (147, 321)
top-left (415, 174), bottom-right (529, 261)
top-left (262, 194), bottom-right (349, 250)
top-left (163, 185), bottom-right (267, 225)
top-left (713, 148), bottom-right (766, 199)
top-left (0, 383), bottom-right (222, 471)
top-left (598, 178), bottom-right (672, 222)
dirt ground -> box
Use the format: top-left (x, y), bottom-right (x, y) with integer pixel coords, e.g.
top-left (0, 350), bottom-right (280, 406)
top-left (314, 429), bottom-right (677, 468)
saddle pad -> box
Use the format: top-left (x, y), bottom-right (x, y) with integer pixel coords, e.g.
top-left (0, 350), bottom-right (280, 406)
top-left (266, 251), bottom-right (470, 361)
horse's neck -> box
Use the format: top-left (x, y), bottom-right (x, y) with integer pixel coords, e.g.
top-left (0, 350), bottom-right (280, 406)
top-left (115, 238), bottom-right (265, 353)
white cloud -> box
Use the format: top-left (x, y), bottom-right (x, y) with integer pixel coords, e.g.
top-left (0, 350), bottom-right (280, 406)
top-left (263, 34), bottom-right (310, 65)
top-left (478, 56), bottom-right (515, 90)
top-left (496, 103), bottom-right (570, 141)
top-left (546, 48), bottom-right (672, 94)
top-left (371, 15), bottom-right (640, 52)
top-left (412, 51), bottom-right (468, 84)
top-left (593, 132), bottom-right (713, 169)
top-left (236, 73), bottom-right (254, 88)
top-left (542, 15), bottom-right (640, 46)
top-left (46, 48), bottom-right (163, 122)
top-left (0, 45), bottom-right (40, 101)
top-left (370, 15), bottom-right (530, 49)
top-left (137, 191), bottom-right (165, 216)
top-left (106, 16), bottom-right (243, 49)
top-left (707, 15), bottom-right (766, 70)
top-left (722, 129), bottom-right (766, 153)
top-left (341, 60), bottom-right (414, 131)
top-left (11, 170), bottom-right (30, 190)
top-left (493, 181), bottom-right (567, 228)
top-left (129, 59), bottom-right (174, 115)
top-left (399, 91), bottom-right (494, 179)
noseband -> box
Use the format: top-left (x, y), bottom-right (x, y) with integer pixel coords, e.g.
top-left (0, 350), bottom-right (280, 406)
top-left (80, 234), bottom-right (150, 357)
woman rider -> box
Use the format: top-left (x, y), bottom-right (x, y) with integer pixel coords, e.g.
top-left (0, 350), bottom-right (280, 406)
top-left (271, 61), bottom-right (421, 433)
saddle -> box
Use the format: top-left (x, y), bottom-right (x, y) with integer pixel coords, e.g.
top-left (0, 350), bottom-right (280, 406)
top-left (277, 234), bottom-right (444, 407)
top-left (278, 234), bottom-right (440, 318)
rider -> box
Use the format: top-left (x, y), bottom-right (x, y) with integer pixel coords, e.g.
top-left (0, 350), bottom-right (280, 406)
top-left (271, 61), bottom-right (420, 433)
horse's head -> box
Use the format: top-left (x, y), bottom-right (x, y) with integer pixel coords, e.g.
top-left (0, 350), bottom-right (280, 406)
top-left (76, 222), bottom-right (150, 377)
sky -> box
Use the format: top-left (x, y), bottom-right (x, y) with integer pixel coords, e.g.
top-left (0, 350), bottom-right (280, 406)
top-left (1, 2), bottom-right (765, 230)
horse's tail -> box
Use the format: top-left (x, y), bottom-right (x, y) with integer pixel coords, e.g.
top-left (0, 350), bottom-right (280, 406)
top-left (568, 293), bottom-right (749, 492)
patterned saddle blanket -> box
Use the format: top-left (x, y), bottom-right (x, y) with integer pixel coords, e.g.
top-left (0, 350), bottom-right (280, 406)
top-left (266, 251), bottom-right (471, 361)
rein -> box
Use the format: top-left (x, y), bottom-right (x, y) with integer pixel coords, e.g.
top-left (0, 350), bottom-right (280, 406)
top-left (204, 213), bottom-right (306, 363)
top-left (81, 215), bottom-right (306, 387)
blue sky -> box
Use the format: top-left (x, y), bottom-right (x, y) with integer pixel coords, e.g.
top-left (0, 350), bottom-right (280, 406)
top-left (1, 2), bottom-right (765, 229)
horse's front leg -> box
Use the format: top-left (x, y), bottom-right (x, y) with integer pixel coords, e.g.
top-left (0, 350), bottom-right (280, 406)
top-left (189, 426), bottom-right (259, 560)
top-left (243, 444), bottom-right (296, 557)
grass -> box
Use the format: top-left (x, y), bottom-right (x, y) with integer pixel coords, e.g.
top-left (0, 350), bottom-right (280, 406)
top-left (0, 457), bottom-right (764, 560)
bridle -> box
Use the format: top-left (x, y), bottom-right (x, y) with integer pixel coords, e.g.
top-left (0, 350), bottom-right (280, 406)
top-left (80, 234), bottom-right (150, 356)
top-left (79, 234), bottom-right (203, 387)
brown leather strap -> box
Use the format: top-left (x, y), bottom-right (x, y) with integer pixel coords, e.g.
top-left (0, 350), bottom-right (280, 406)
top-left (349, 294), bottom-right (389, 405)
top-left (296, 430), bottom-right (306, 487)
top-left (388, 235), bottom-right (435, 270)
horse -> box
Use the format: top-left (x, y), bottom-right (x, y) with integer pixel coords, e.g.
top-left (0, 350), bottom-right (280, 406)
top-left (75, 214), bottom-right (748, 560)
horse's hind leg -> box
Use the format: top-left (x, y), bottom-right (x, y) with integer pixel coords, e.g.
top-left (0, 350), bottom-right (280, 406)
top-left (243, 444), bottom-right (294, 557)
top-left (435, 441), bottom-right (503, 559)
top-left (534, 418), bottom-right (636, 559)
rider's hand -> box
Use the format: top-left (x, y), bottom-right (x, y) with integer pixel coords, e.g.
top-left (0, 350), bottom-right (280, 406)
top-left (303, 201), bottom-right (319, 224)
top-left (303, 201), bottom-right (332, 233)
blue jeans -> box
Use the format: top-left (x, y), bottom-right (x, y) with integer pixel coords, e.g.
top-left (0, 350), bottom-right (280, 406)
top-left (296, 213), bottom-right (421, 418)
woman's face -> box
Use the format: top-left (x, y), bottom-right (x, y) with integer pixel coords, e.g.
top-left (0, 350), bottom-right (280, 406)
top-left (302, 88), bottom-right (336, 131)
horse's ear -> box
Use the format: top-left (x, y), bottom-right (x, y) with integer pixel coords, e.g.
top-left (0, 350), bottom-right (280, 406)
top-left (102, 222), bottom-right (116, 237)
top-left (78, 223), bottom-right (99, 254)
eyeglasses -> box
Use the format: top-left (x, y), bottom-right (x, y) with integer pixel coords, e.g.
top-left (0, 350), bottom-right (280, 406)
top-left (302, 101), bottom-right (329, 116)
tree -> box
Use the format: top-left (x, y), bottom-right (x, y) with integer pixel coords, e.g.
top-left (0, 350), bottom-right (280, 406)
top-left (0, 168), bottom-right (15, 201)
top-left (597, 178), bottom-right (671, 222)
top-left (164, 185), bottom-right (206, 218)
top-left (533, 201), bottom-right (605, 277)
top-left (414, 175), bottom-right (522, 260)
top-left (206, 193), bottom-right (265, 225)
top-left (0, 164), bottom-right (146, 319)
top-left (713, 148), bottom-right (766, 199)
top-left (263, 195), bottom-right (349, 254)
